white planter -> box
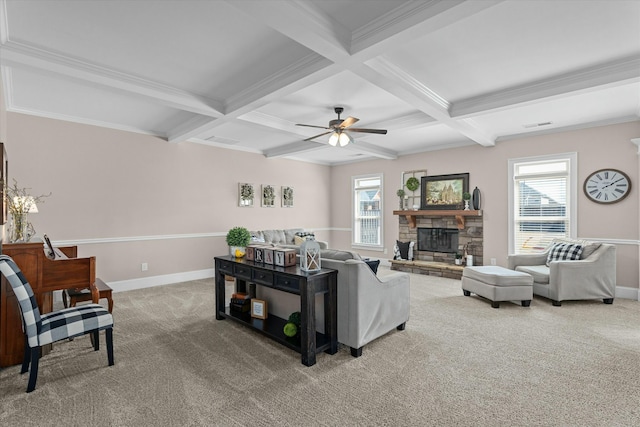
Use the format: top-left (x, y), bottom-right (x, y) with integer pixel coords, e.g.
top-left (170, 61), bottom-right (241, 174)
top-left (229, 246), bottom-right (246, 258)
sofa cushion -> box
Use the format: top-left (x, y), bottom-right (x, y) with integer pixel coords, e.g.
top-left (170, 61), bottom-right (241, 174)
top-left (320, 249), bottom-right (362, 261)
top-left (364, 259), bottom-right (380, 274)
top-left (250, 231), bottom-right (265, 243)
top-left (546, 242), bottom-right (583, 266)
top-left (262, 229), bottom-right (287, 245)
top-left (551, 238), bottom-right (601, 260)
top-left (285, 229), bottom-right (304, 244)
top-left (294, 231), bottom-right (315, 246)
top-left (394, 241), bottom-right (414, 261)
top-left (515, 265), bottom-right (550, 284)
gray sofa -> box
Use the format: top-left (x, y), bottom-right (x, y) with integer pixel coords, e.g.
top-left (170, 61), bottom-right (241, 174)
top-left (507, 239), bottom-right (616, 306)
top-left (250, 228), bottom-right (328, 250)
top-left (320, 249), bottom-right (410, 357)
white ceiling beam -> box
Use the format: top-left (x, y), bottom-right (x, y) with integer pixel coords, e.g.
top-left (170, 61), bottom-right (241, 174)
top-left (264, 140), bottom-right (326, 158)
top-left (359, 57), bottom-right (495, 146)
top-left (451, 55), bottom-right (640, 118)
top-left (0, 41), bottom-right (224, 118)
top-left (351, 0), bottom-right (505, 60)
top-left (342, 140), bottom-right (398, 160)
top-left (176, 0), bottom-right (504, 146)
top-left (226, 0), bottom-right (352, 61)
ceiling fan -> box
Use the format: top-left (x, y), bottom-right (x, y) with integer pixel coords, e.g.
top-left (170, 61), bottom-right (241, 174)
top-left (296, 107), bottom-right (388, 146)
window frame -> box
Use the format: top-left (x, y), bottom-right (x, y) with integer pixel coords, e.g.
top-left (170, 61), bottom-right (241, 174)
top-left (508, 152), bottom-right (577, 254)
top-left (351, 173), bottom-right (384, 251)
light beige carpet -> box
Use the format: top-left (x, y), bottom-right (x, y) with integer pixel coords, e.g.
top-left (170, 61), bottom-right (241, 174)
top-left (1, 268), bottom-right (639, 426)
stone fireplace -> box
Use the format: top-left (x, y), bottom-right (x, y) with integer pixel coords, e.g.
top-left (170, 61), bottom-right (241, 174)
top-left (391, 210), bottom-right (483, 279)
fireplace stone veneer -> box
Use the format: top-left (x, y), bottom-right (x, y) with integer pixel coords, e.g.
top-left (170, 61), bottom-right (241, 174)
top-left (391, 210), bottom-right (483, 279)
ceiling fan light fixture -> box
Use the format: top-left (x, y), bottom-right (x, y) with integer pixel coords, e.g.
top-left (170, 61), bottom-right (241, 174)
top-left (328, 132), bottom-right (339, 146)
top-left (338, 132), bottom-right (352, 147)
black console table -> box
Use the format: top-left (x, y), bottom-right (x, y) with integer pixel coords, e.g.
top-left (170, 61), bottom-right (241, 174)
top-left (214, 255), bottom-right (338, 366)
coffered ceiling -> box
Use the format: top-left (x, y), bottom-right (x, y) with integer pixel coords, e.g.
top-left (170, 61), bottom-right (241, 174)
top-left (1, 0), bottom-right (639, 165)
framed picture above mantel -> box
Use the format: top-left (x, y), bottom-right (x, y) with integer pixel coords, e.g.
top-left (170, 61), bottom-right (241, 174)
top-left (420, 173), bottom-right (469, 210)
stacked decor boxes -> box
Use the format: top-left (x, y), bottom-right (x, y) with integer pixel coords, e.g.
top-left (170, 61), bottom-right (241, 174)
top-left (230, 292), bottom-right (251, 312)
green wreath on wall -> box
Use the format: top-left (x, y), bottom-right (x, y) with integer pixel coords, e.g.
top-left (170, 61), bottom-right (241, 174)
top-left (405, 177), bottom-right (420, 192)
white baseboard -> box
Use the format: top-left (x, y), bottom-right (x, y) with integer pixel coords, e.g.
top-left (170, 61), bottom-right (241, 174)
top-left (90, 265), bottom-right (639, 302)
top-left (616, 286), bottom-right (639, 301)
top-left (107, 268), bottom-right (214, 293)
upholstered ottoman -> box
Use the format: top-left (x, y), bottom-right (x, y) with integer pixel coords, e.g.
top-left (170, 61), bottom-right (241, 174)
top-left (462, 266), bottom-right (533, 308)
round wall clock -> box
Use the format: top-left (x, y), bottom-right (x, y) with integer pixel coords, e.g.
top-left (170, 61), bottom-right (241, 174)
top-left (583, 168), bottom-right (631, 204)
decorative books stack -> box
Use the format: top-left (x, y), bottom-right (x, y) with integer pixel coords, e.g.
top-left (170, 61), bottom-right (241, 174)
top-left (230, 292), bottom-right (251, 312)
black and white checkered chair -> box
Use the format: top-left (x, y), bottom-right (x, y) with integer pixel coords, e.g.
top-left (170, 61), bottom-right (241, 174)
top-left (0, 255), bottom-right (114, 393)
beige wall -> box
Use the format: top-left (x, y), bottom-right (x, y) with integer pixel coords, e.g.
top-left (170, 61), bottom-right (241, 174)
top-left (3, 110), bottom-right (639, 292)
top-left (330, 121), bottom-right (640, 290)
top-left (5, 113), bottom-right (331, 285)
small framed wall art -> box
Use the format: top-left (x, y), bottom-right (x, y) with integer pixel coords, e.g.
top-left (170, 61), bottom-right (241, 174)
top-left (282, 186), bottom-right (294, 207)
top-left (238, 183), bottom-right (254, 207)
top-left (262, 184), bottom-right (276, 207)
top-left (251, 298), bottom-right (268, 319)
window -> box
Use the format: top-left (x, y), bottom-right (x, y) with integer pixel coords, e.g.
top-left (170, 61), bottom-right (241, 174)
top-left (352, 174), bottom-right (383, 248)
top-left (508, 153), bottom-right (577, 254)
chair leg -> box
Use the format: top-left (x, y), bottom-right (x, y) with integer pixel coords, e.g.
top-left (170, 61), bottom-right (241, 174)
top-left (106, 328), bottom-right (114, 366)
top-left (92, 330), bottom-right (100, 351)
top-left (397, 322), bottom-right (406, 331)
top-left (552, 300), bottom-right (562, 306)
top-left (603, 298), bottom-right (614, 304)
top-left (26, 347), bottom-right (40, 393)
top-left (350, 347), bottom-right (362, 357)
top-left (21, 336), bottom-right (31, 374)
top-left (62, 290), bottom-right (69, 308)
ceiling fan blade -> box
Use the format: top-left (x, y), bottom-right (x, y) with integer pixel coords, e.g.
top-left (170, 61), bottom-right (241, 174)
top-left (303, 130), bottom-right (333, 141)
top-left (339, 116), bottom-right (359, 129)
top-left (348, 128), bottom-right (388, 135)
top-left (296, 124), bottom-right (330, 130)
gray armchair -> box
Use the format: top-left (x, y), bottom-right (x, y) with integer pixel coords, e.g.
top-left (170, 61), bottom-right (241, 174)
top-left (320, 250), bottom-right (410, 357)
top-left (508, 242), bottom-right (616, 306)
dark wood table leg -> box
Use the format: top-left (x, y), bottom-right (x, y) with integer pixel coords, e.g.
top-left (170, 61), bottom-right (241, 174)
top-left (300, 278), bottom-right (316, 367)
top-left (324, 273), bottom-right (338, 354)
top-left (215, 261), bottom-right (226, 320)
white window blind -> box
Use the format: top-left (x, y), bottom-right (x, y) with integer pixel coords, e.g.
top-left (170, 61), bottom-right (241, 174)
top-left (512, 159), bottom-right (571, 253)
top-left (353, 175), bottom-right (382, 247)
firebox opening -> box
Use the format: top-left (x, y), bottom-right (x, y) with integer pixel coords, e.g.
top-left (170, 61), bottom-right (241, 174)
top-left (418, 228), bottom-right (459, 253)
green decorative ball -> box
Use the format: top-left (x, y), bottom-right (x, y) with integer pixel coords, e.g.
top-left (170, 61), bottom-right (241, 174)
top-left (288, 311), bottom-right (301, 327)
top-left (283, 322), bottom-right (298, 337)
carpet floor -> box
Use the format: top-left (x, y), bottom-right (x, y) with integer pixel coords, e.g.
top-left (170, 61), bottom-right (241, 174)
top-left (1, 268), bottom-right (639, 426)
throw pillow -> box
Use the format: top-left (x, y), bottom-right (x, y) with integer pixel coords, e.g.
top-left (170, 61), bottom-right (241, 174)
top-left (546, 242), bottom-right (583, 266)
top-left (364, 259), bottom-right (380, 274)
top-left (394, 240), bottom-right (414, 261)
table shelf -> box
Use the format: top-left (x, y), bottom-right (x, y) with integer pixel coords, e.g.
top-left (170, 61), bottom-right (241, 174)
top-left (221, 308), bottom-right (331, 353)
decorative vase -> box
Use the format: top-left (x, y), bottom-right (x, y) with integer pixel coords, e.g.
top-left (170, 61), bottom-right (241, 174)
top-left (9, 213), bottom-right (34, 243)
top-left (472, 187), bottom-right (481, 210)
top-left (464, 200), bottom-right (470, 211)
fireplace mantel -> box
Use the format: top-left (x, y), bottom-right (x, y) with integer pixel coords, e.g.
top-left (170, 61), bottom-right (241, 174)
top-left (393, 210), bottom-right (482, 230)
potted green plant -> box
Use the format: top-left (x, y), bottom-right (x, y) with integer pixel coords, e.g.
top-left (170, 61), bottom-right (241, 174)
top-left (462, 192), bottom-right (471, 211)
top-left (226, 226), bottom-right (251, 257)
top-left (454, 252), bottom-right (463, 265)
top-left (396, 189), bottom-right (406, 210)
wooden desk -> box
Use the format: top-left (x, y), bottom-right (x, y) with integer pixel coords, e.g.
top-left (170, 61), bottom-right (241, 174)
top-left (0, 242), bottom-right (96, 367)
top-left (214, 255), bottom-right (337, 367)
top-left (64, 278), bottom-right (113, 313)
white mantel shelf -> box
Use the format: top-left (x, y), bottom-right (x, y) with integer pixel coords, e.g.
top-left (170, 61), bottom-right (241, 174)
top-left (393, 209), bottom-right (483, 229)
